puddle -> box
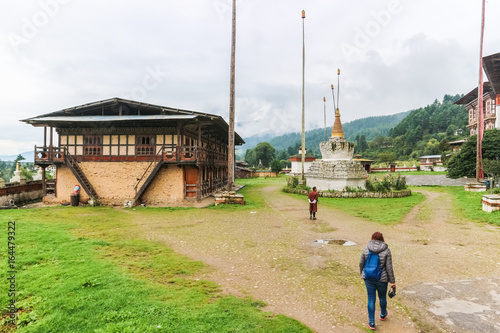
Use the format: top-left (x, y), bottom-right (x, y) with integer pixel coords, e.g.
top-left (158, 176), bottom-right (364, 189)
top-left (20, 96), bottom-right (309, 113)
top-left (315, 239), bottom-right (356, 246)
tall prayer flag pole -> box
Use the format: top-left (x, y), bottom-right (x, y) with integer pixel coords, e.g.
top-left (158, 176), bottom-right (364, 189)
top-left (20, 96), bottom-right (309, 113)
top-left (323, 97), bottom-right (327, 141)
top-left (331, 84), bottom-right (336, 112)
top-left (227, 0), bottom-right (236, 190)
top-left (301, 10), bottom-right (306, 183)
top-left (337, 69), bottom-right (341, 111)
top-left (476, 0), bottom-right (485, 181)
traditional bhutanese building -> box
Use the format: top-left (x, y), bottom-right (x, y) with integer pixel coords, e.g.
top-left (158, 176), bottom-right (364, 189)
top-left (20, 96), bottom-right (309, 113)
top-left (455, 52), bottom-right (500, 135)
top-left (419, 155), bottom-right (445, 172)
top-left (289, 148), bottom-right (316, 175)
top-left (21, 98), bottom-right (244, 206)
top-left (353, 154), bottom-right (374, 173)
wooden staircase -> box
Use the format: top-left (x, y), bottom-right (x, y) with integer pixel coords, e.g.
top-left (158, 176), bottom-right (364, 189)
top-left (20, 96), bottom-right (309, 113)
top-left (132, 148), bottom-right (164, 206)
top-left (64, 150), bottom-right (99, 203)
top-left (46, 179), bottom-right (56, 195)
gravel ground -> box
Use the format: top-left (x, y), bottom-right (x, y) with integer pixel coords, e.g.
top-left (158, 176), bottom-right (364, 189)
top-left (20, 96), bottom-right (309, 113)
top-left (405, 175), bottom-right (472, 186)
top-left (127, 186), bottom-right (500, 332)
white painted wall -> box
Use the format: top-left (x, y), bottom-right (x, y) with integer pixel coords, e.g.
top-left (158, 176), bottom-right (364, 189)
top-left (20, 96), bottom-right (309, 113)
top-left (291, 160), bottom-right (314, 174)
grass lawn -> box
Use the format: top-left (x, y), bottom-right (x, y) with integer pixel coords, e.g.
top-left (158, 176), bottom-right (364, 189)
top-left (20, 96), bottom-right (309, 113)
top-left (371, 171), bottom-right (447, 176)
top-left (235, 175), bottom-right (425, 225)
top-left (283, 191), bottom-right (425, 225)
top-left (0, 207), bottom-right (311, 332)
top-left (411, 186), bottom-right (500, 226)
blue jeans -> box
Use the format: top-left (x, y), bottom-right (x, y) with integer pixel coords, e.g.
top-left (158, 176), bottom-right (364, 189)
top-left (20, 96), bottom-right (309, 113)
top-left (364, 279), bottom-right (388, 323)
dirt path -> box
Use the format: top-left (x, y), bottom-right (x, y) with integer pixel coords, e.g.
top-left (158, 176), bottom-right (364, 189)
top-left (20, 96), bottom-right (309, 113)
top-left (128, 186), bottom-right (500, 332)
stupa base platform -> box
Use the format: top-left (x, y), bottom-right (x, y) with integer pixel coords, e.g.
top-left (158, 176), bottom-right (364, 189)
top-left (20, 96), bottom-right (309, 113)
top-left (307, 177), bottom-right (366, 192)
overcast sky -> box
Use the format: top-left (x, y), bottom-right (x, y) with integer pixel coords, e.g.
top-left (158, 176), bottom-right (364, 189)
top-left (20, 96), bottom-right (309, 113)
top-left (1, 0), bottom-right (500, 155)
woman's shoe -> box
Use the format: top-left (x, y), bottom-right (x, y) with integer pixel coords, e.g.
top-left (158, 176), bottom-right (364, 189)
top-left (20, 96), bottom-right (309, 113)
top-left (380, 312), bottom-right (388, 321)
top-left (369, 322), bottom-right (376, 330)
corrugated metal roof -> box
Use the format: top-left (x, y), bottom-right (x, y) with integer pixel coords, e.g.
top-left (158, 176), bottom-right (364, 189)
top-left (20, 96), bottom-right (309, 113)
top-left (20, 97), bottom-right (245, 145)
top-left (419, 155), bottom-right (442, 159)
top-left (449, 139), bottom-right (467, 145)
top-left (455, 82), bottom-right (492, 106)
top-left (483, 52), bottom-right (500, 95)
top-left (25, 115), bottom-right (198, 123)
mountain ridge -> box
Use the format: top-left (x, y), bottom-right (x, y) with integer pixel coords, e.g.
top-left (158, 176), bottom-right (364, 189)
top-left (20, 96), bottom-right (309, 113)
top-left (241, 111), bottom-right (411, 153)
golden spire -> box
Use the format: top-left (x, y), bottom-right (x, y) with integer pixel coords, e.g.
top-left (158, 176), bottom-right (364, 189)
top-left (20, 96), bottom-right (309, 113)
top-left (331, 108), bottom-right (344, 137)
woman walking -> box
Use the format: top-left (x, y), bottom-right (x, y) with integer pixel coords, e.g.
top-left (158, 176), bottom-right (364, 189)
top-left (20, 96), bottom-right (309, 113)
top-left (359, 232), bottom-right (396, 330)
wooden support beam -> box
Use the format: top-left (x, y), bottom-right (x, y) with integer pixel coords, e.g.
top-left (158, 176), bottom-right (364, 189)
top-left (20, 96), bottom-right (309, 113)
top-left (41, 166), bottom-right (47, 196)
top-left (177, 123), bottom-right (182, 162)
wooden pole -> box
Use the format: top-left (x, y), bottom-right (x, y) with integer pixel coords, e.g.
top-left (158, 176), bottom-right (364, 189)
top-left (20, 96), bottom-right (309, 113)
top-left (41, 166), bottom-right (47, 196)
top-left (49, 126), bottom-right (53, 146)
top-left (227, 0), bottom-right (236, 191)
top-left (301, 10), bottom-right (306, 183)
top-left (331, 84), bottom-right (336, 114)
top-left (476, 0), bottom-right (486, 181)
top-left (323, 97), bottom-right (326, 142)
top-left (337, 69), bottom-right (340, 110)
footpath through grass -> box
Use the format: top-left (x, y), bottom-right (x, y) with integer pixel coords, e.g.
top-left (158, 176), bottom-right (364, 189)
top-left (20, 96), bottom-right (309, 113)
top-left (234, 175), bottom-right (425, 225)
top-left (412, 186), bottom-right (500, 226)
top-left (0, 207), bottom-right (311, 333)
top-left (284, 191), bottom-right (425, 225)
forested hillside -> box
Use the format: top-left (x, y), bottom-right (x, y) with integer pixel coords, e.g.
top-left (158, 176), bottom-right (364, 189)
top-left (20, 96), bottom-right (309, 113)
top-left (368, 94), bottom-right (468, 160)
top-left (241, 111), bottom-right (410, 157)
top-left (242, 94), bottom-right (469, 168)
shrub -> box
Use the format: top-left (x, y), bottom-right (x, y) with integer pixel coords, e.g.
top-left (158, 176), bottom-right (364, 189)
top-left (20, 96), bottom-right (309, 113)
top-left (365, 174), bottom-right (407, 192)
top-left (365, 178), bottom-right (375, 192)
top-left (344, 186), bottom-right (365, 192)
top-left (270, 159), bottom-right (283, 173)
top-left (285, 176), bottom-right (310, 191)
top-left (394, 175), bottom-right (407, 190)
top-left (287, 176), bottom-right (299, 188)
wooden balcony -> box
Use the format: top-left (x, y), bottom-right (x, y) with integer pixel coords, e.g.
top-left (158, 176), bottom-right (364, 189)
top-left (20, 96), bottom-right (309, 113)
top-left (35, 146), bottom-right (65, 165)
top-left (34, 145), bottom-right (228, 166)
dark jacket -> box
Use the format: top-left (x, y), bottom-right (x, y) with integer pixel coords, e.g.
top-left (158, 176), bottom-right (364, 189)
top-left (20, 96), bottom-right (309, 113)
top-left (359, 240), bottom-right (395, 283)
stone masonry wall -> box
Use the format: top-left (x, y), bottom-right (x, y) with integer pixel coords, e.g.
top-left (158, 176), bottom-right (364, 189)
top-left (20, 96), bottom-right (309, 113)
top-left (50, 162), bottom-right (184, 206)
top-left (48, 165), bottom-right (86, 204)
top-left (0, 181), bottom-right (44, 206)
top-left (141, 166), bottom-right (184, 205)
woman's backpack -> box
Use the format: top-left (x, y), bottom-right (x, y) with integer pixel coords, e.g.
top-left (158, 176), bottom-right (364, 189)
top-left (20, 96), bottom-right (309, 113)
top-left (364, 251), bottom-right (382, 280)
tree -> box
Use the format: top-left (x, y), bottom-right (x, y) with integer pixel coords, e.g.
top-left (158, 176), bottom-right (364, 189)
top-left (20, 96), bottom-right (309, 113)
top-left (423, 139), bottom-right (440, 155)
top-left (369, 136), bottom-right (386, 149)
top-left (15, 154), bottom-right (25, 162)
top-left (447, 129), bottom-right (500, 179)
top-left (359, 135), bottom-right (369, 152)
top-left (270, 159), bottom-right (282, 173)
top-left (447, 140), bottom-right (476, 178)
top-left (277, 150), bottom-right (289, 160)
top-left (446, 124), bottom-right (457, 137)
top-left (245, 142), bottom-right (276, 168)
top-left (483, 159), bottom-right (500, 188)
top-left (439, 138), bottom-right (450, 152)
top-left (287, 142), bottom-right (301, 156)
top-left (378, 152), bottom-right (397, 168)
top-left (253, 142), bottom-right (276, 167)
top-left (244, 149), bottom-right (257, 167)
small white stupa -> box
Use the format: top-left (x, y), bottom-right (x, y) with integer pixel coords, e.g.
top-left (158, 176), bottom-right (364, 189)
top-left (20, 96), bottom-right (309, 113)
top-left (307, 109), bottom-right (367, 191)
top-left (10, 162), bottom-right (27, 185)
